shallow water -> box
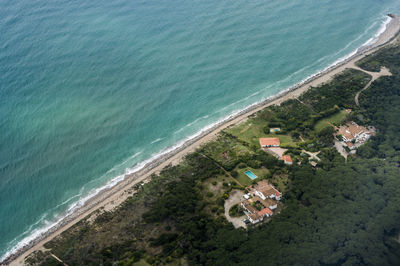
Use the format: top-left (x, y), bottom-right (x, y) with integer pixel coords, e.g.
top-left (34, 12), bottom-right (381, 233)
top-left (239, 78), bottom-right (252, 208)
top-left (1, 0), bottom-right (400, 259)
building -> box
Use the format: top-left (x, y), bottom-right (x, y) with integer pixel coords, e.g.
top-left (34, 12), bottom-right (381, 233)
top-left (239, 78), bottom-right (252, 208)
top-left (257, 207), bottom-right (273, 218)
top-left (241, 201), bottom-right (264, 224)
top-left (252, 180), bottom-right (282, 201)
top-left (337, 122), bottom-right (371, 143)
top-left (281, 155), bottom-right (293, 165)
top-left (259, 138), bottom-right (280, 148)
top-left (336, 122), bottom-right (376, 150)
top-left (248, 213), bottom-right (262, 224)
top-left (264, 198), bottom-right (278, 210)
top-left (240, 181), bottom-right (283, 225)
top-left (241, 201), bottom-right (258, 214)
top-left (241, 199), bottom-right (275, 224)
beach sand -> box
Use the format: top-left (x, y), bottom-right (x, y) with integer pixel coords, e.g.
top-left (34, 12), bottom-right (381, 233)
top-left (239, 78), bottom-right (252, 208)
top-left (6, 14), bottom-right (400, 266)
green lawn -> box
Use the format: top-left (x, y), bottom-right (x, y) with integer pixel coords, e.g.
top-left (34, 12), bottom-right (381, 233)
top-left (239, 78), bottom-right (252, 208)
top-left (226, 120), bottom-right (296, 147)
top-left (235, 166), bottom-right (270, 187)
top-left (314, 110), bottom-right (348, 132)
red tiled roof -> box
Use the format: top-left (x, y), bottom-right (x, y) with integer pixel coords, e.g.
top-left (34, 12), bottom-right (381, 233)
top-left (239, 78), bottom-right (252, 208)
top-left (273, 188), bottom-right (281, 197)
top-left (259, 138), bottom-right (280, 147)
top-left (346, 142), bottom-right (354, 147)
top-left (258, 208), bottom-right (273, 217)
top-left (281, 155), bottom-right (293, 163)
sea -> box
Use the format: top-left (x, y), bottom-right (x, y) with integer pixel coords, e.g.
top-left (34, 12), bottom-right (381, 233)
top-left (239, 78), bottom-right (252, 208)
top-left (1, 0), bottom-right (400, 261)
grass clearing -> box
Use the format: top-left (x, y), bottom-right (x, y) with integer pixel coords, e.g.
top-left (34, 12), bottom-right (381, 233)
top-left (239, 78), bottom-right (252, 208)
top-left (271, 173), bottom-right (290, 193)
top-left (234, 166), bottom-right (270, 187)
top-left (226, 120), bottom-right (296, 147)
top-left (201, 134), bottom-right (253, 170)
top-left (314, 110), bottom-right (348, 132)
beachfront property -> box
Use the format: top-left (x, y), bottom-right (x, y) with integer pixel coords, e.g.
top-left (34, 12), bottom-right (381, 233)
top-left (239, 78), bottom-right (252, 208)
top-left (336, 122), bottom-right (375, 150)
top-left (259, 137), bottom-right (280, 148)
top-left (240, 180), bottom-right (282, 224)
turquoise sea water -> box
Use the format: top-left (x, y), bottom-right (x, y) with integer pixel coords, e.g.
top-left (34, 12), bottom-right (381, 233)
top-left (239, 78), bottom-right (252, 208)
top-left (1, 0), bottom-right (400, 260)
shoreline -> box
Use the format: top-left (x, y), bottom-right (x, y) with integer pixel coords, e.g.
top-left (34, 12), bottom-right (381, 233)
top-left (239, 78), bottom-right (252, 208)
top-left (4, 14), bottom-right (400, 266)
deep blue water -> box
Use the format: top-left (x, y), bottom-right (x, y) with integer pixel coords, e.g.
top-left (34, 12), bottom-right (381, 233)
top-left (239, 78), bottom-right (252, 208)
top-left (1, 0), bottom-right (400, 260)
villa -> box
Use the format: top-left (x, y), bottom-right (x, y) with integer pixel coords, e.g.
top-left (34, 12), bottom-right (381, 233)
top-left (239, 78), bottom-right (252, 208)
top-left (238, 180), bottom-right (283, 225)
top-left (259, 138), bottom-right (280, 148)
top-left (336, 121), bottom-right (376, 150)
top-left (241, 199), bottom-right (274, 224)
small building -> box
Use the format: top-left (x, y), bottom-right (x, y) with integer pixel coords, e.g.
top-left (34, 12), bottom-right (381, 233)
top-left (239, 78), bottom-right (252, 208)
top-left (273, 188), bottom-right (282, 200)
top-left (259, 138), bottom-right (280, 148)
top-left (241, 201), bottom-right (258, 214)
top-left (281, 155), bottom-right (293, 165)
top-left (264, 198), bottom-right (278, 210)
top-left (253, 181), bottom-right (282, 201)
top-left (248, 213), bottom-right (262, 224)
top-left (257, 207), bottom-right (273, 218)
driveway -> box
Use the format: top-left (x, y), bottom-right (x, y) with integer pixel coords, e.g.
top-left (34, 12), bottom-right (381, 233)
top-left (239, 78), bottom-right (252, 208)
top-left (224, 190), bottom-right (246, 228)
top-left (334, 140), bottom-right (348, 159)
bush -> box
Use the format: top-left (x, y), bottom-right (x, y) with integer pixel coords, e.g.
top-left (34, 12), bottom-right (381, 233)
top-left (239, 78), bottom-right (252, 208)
top-left (238, 163), bottom-right (246, 169)
top-left (229, 204), bottom-right (243, 217)
top-left (231, 171), bottom-right (238, 178)
top-left (206, 192), bottom-right (214, 198)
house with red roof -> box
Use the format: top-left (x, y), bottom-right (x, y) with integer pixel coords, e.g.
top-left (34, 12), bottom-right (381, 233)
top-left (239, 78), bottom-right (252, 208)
top-left (253, 181), bottom-right (282, 201)
top-left (281, 155), bottom-right (293, 165)
top-left (259, 138), bottom-right (280, 148)
top-left (257, 207), bottom-right (273, 218)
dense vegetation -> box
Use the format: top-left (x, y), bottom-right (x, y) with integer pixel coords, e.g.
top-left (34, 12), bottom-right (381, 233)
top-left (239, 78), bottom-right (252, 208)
top-left (24, 44), bottom-right (400, 265)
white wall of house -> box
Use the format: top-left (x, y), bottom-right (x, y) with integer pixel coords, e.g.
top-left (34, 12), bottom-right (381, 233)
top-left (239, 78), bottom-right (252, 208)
top-left (255, 191), bottom-right (267, 200)
top-left (269, 204), bottom-right (277, 210)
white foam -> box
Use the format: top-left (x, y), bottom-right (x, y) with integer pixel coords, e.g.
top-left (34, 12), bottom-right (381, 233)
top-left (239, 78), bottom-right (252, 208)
top-left (173, 114), bottom-right (212, 135)
top-left (150, 138), bottom-right (164, 144)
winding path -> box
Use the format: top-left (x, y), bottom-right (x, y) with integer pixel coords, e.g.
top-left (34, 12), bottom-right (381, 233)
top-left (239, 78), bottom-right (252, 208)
top-left (353, 65), bottom-right (392, 106)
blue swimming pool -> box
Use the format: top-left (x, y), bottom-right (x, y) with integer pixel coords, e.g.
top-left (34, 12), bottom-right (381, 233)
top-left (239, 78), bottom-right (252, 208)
top-left (245, 170), bottom-right (258, 180)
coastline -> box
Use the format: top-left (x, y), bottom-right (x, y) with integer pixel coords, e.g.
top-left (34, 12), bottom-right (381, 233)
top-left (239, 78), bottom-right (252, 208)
top-left (4, 14), bottom-right (400, 266)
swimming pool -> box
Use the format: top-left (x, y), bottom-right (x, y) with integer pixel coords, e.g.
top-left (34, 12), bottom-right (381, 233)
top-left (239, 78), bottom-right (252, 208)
top-left (244, 170), bottom-right (258, 180)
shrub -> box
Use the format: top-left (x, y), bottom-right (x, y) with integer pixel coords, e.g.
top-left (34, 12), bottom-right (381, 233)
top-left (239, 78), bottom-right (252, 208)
top-left (229, 204), bottom-right (243, 217)
top-left (231, 170), bottom-right (238, 178)
top-left (238, 163), bottom-right (246, 169)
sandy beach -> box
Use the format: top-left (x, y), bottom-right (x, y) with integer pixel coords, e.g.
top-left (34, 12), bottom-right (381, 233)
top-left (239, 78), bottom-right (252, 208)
top-left (5, 14), bottom-right (400, 266)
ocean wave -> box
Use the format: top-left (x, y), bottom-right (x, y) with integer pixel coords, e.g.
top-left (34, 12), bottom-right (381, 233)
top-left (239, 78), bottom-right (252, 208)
top-left (173, 114), bottom-right (210, 135)
top-left (150, 138), bottom-right (164, 144)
